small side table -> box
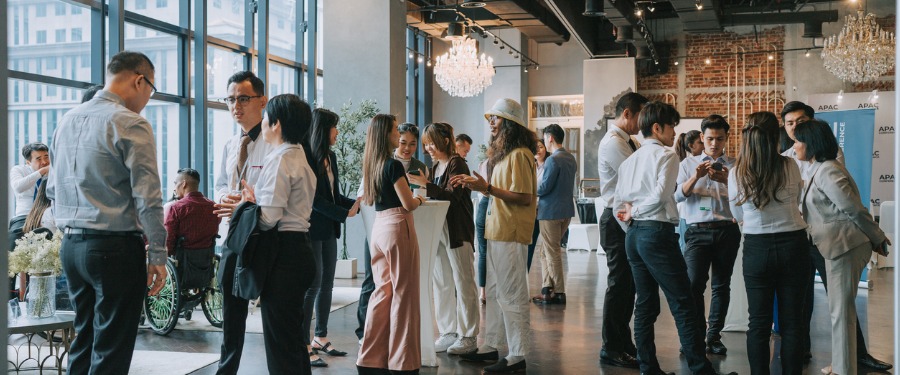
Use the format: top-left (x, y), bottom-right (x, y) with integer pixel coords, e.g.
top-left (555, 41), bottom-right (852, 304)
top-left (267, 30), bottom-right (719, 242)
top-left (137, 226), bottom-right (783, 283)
top-left (8, 311), bottom-right (76, 374)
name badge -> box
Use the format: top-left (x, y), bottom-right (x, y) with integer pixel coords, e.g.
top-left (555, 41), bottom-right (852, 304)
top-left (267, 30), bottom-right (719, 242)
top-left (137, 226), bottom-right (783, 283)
top-left (699, 196), bottom-right (713, 212)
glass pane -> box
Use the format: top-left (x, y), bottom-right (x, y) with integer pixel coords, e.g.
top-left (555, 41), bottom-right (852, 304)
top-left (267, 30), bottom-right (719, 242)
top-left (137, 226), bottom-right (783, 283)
top-left (7, 1), bottom-right (92, 82)
top-left (209, 0), bottom-right (246, 46)
top-left (316, 0), bottom-right (323, 69)
top-left (124, 23), bottom-right (179, 95)
top-left (126, 0), bottom-right (179, 26)
top-left (270, 0), bottom-right (297, 60)
top-left (268, 63), bottom-right (297, 97)
top-left (316, 75), bottom-right (323, 106)
top-left (140, 101), bottom-right (181, 194)
top-left (8, 80), bottom-right (83, 167)
top-left (207, 46), bottom-right (246, 100)
top-left (206, 108), bottom-right (240, 197)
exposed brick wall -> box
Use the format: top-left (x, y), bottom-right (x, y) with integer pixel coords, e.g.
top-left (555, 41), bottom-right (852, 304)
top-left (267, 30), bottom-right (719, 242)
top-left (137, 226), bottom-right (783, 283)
top-left (638, 27), bottom-right (787, 155)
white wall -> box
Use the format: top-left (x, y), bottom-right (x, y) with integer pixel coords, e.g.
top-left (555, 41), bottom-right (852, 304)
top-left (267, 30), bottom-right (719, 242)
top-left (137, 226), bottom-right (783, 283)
top-left (527, 40), bottom-right (588, 97)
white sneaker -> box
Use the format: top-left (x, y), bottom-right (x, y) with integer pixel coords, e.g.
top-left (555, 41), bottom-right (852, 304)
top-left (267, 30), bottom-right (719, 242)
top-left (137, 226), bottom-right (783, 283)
top-left (434, 333), bottom-right (458, 353)
top-left (447, 336), bottom-right (477, 355)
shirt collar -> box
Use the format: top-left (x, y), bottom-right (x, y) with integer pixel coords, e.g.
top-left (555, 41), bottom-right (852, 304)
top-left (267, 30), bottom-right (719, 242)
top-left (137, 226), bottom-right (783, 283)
top-left (642, 138), bottom-right (663, 147)
top-left (699, 152), bottom-right (727, 163)
top-left (609, 125), bottom-right (629, 140)
top-left (95, 90), bottom-right (126, 107)
top-left (185, 191), bottom-right (205, 200)
top-left (243, 123), bottom-right (262, 141)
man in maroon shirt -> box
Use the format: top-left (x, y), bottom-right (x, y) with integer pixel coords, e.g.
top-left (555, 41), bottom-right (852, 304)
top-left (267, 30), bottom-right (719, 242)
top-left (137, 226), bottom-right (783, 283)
top-left (164, 168), bottom-right (221, 255)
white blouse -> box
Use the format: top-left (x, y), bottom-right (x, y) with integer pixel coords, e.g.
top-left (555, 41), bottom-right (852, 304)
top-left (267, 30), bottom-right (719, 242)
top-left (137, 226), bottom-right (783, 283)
top-left (255, 143), bottom-right (317, 232)
top-left (728, 160), bottom-right (807, 235)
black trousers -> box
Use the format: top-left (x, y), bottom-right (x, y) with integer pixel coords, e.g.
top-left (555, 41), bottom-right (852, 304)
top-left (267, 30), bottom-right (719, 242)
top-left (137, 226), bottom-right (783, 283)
top-left (627, 221), bottom-right (712, 374)
top-left (260, 231), bottom-right (316, 375)
top-left (743, 230), bottom-right (810, 375)
top-left (599, 208), bottom-right (636, 354)
top-left (683, 224), bottom-right (741, 342)
top-left (802, 241), bottom-right (870, 357)
top-left (356, 238), bottom-right (375, 340)
top-left (216, 246), bottom-right (250, 375)
top-left (61, 233), bottom-right (146, 375)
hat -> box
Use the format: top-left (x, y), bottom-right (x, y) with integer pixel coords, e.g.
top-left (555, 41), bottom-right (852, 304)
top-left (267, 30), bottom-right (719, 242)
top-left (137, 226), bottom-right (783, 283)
top-left (484, 98), bottom-right (526, 127)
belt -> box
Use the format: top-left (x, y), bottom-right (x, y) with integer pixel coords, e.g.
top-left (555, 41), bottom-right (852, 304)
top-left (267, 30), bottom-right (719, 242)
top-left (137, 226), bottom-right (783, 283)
top-left (630, 220), bottom-right (675, 229)
top-left (64, 227), bottom-right (143, 237)
top-left (690, 221), bottom-right (735, 229)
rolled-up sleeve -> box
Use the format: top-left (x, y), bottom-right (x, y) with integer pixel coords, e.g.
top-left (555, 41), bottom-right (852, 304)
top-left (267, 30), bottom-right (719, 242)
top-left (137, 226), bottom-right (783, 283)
top-left (121, 118), bottom-right (167, 265)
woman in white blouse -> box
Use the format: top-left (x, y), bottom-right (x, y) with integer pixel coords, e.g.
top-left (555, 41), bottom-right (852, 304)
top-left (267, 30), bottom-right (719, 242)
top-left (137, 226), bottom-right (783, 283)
top-left (238, 94), bottom-right (317, 374)
top-left (728, 111), bottom-right (810, 375)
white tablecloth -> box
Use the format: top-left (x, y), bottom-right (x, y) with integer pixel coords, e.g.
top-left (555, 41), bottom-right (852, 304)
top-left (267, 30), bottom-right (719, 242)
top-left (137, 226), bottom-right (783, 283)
top-left (361, 201), bottom-right (450, 368)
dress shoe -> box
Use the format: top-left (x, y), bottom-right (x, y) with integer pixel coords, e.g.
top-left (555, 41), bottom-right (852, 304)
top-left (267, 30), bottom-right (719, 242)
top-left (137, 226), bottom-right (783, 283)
top-left (706, 340), bottom-right (727, 355)
top-left (460, 350), bottom-right (499, 362)
top-left (550, 293), bottom-right (566, 304)
top-left (640, 369), bottom-right (675, 375)
top-left (532, 287), bottom-right (553, 304)
top-left (483, 358), bottom-right (526, 373)
top-left (600, 349), bottom-right (639, 368)
top-left (357, 365), bottom-right (391, 375)
top-left (309, 352), bottom-right (327, 367)
top-left (859, 353), bottom-right (893, 371)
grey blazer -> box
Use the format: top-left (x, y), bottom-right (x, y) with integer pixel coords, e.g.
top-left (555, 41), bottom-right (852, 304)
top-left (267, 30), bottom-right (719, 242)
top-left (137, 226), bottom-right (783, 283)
top-left (801, 160), bottom-right (885, 260)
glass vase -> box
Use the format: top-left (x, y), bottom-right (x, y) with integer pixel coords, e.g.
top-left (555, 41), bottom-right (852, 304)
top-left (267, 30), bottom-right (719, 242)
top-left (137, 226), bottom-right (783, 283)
top-left (26, 273), bottom-right (56, 319)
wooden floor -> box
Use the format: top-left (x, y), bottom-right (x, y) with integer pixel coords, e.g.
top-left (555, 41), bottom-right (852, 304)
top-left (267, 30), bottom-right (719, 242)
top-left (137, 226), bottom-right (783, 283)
top-left (135, 250), bottom-right (896, 375)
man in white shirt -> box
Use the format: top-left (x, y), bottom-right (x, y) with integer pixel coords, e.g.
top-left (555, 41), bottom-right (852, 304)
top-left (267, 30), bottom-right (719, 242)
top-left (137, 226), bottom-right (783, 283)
top-left (616, 102), bottom-right (733, 375)
top-left (780, 101), bottom-right (892, 371)
top-left (674, 115), bottom-right (739, 356)
top-left (596, 92), bottom-right (647, 368)
top-left (211, 71), bottom-right (271, 375)
top-left (8, 142), bottom-right (50, 297)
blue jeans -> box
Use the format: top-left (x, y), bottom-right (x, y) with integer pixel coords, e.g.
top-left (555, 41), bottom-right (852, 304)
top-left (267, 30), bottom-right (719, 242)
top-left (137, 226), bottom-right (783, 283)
top-left (626, 221), bottom-right (711, 374)
top-left (303, 236), bottom-right (338, 344)
top-left (743, 230), bottom-right (810, 375)
top-left (475, 196), bottom-right (488, 287)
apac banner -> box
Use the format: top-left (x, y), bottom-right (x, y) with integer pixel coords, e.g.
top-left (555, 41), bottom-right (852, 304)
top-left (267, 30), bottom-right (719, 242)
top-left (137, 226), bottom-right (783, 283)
top-left (815, 109), bottom-right (876, 208)
top-left (808, 92), bottom-right (894, 217)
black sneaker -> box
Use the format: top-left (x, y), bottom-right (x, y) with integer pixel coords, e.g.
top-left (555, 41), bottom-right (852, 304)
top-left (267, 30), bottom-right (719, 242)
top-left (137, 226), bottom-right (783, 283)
top-left (483, 358), bottom-right (526, 373)
top-left (460, 350), bottom-right (499, 362)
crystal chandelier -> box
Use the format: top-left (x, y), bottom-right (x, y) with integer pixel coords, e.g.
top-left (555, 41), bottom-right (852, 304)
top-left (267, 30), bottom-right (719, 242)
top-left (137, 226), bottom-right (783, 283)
top-left (821, 8), bottom-right (895, 83)
top-left (434, 37), bottom-right (495, 97)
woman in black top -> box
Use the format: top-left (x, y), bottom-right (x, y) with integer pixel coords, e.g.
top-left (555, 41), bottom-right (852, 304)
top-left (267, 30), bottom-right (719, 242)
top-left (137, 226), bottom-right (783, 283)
top-left (303, 108), bottom-right (361, 366)
top-left (357, 114), bottom-right (426, 375)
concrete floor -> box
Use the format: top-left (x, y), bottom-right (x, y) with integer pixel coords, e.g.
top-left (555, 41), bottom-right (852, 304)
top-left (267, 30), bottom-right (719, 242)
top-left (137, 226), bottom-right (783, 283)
top-left (134, 250), bottom-right (896, 375)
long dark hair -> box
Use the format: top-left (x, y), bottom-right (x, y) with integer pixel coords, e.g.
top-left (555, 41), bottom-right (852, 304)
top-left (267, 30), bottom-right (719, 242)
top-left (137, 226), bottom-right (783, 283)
top-left (734, 112), bottom-right (786, 209)
top-left (487, 118), bottom-right (537, 178)
top-left (308, 108), bottom-right (340, 176)
top-left (24, 181), bottom-right (50, 233)
top-left (362, 114), bottom-right (398, 205)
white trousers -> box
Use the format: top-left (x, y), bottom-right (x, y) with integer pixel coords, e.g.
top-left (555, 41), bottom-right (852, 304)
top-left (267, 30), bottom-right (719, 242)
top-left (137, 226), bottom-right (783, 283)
top-left (433, 225), bottom-right (479, 338)
top-left (825, 242), bottom-right (871, 375)
top-left (484, 240), bottom-right (531, 356)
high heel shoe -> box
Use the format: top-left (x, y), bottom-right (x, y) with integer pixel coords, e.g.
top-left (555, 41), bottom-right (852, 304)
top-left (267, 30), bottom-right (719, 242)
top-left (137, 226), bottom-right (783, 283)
top-left (308, 352), bottom-right (328, 367)
top-left (312, 339), bottom-right (348, 356)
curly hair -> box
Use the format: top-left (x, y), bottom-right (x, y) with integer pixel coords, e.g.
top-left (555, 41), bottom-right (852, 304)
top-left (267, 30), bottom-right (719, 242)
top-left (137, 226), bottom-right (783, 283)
top-left (486, 119), bottom-right (537, 178)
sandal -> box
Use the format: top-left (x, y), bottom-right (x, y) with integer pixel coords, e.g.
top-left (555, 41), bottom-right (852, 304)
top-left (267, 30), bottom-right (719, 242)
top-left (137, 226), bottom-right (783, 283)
top-left (309, 352), bottom-right (328, 367)
top-left (313, 339), bottom-right (348, 357)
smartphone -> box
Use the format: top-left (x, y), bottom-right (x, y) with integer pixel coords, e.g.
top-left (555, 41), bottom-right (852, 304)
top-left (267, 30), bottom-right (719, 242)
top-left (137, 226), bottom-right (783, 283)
top-left (712, 162), bottom-right (723, 171)
top-left (408, 170), bottom-right (421, 189)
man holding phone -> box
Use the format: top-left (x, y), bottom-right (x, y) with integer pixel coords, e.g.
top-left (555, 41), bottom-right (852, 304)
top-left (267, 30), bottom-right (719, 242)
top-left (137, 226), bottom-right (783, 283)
top-left (673, 115), bottom-right (739, 355)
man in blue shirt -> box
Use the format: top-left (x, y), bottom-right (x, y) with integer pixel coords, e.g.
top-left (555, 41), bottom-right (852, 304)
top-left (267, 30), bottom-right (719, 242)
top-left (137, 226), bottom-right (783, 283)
top-left (674, 115), bottom-right (739, 355)
top-left (533, 124), bottom-right (577, 304)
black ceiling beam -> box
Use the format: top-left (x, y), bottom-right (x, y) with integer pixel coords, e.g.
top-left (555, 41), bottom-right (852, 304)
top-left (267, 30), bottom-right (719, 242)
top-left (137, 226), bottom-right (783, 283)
top-left (721, 10), bottom-right (839, 26)
top-left (421, 7), bottom-right (499, 23)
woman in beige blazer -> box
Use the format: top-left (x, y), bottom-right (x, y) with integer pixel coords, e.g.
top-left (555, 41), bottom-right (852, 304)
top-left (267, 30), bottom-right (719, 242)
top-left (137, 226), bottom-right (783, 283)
top-left (794, 120), bottom-right (890, 375)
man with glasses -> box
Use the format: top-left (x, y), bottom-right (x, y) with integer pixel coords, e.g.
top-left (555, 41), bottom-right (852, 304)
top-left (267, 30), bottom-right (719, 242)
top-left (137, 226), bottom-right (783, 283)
top-left (46, 51), bottom-right (167, 373)
top-left (211, 71), bottom-right (270, 375)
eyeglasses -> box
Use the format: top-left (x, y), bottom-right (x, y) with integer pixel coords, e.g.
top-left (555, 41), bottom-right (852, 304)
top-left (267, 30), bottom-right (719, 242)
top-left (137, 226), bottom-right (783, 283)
top-left (136, 72), bottom-right (157, 95)
top-left (220, 95), bottom-right (263, 106)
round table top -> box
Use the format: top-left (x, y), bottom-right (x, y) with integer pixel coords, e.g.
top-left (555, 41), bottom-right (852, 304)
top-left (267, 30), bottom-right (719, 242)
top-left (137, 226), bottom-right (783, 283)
top-left (8, 311), bottom-right (75, 334)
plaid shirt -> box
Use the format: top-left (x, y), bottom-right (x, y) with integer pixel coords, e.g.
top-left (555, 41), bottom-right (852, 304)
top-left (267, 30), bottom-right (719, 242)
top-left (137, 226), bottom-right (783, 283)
top-left (164, 192), bottom-right (221, 254)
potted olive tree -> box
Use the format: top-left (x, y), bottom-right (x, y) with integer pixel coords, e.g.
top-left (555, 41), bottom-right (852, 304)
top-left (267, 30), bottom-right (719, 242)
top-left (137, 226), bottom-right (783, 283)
top-left (333, 99), bottom-right (379, 279)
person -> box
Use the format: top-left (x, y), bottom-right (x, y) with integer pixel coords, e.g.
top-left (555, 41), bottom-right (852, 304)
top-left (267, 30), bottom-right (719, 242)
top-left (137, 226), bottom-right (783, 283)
top-left (210, 71), bottom-right (271, 375)
top-left (81, 84), bottom-right (104, 103)
top-left (357, 114), bottom-right (426, 375)
top-left (526, 140), bottom-right (548, 272)
top-left (45, 51), bottom-right (167, 374)
top-left (23, 180), bottom-right (55, 233)
top-left (596, 92), bottom-right (648, 368)
top-left (304, 108), bottom-right (360, 366)
top-left (164, 168), bottom-right (220, 256)
top-left (396, 122), bottom-right (429, 178)
top-left (234, 93), bottom-right (317, 374)
top-left (455, 133), bottom-right (473, 160)
top-left (451, 98), bottom-right (536, 373)
top-left (674, 115), bottom-right (740, 355)
top-left (780, 102), bottom-right (891, 371)
top-left (728, 111), bottom-right (809, 375)
top-left (794, 120), bottom-right (890, 375)
top-left (408, 122), bottom-right (479, 355)
top-left (674, 130), bottom-right (703, 161)
top-left (474, 160), bottom-right (489, 306)
top-left (532, 124), bottom-right (576, 305)
top-left (778, 127), bottom-right (795, 154)
top-left (10, 143), bottom-right (51, 243)
top-left (615, 102), bottom-right (727, 375)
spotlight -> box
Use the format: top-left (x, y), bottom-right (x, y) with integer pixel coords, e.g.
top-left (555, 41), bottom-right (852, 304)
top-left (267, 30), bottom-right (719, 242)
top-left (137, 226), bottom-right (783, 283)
top-left (583, 0), bottom-right (606, 16)
top-left (767, 54), bottom-right (774, 60)
top-left (524, 66), bottom-right (529, 73)
top-left (674, 60), bottom-right (679, 66)
top-left (805, 50), bottom-right (811, 57)
top-left (460, 0), bottom-right (487, 8)
top-left (535, 65), bottom-right (539, 70)
top-left (426, 60), bottom-right (432, 67)
top-left (695, 0), bottom-right (703, 10)
top-left (705, 58), bottom-right (711, 65)
top-left (499, 44), bottom-right (505, 50)
top-left (417, 56), bottom-right (424, 63)
top-left (493, 38), bottom-right (499, 45)
top-left (514, 53), bottom-right (519, 59)
top-left (408, 52), bottom-right (414, 59)
top-left (635, 7), bottom-right (643, 17)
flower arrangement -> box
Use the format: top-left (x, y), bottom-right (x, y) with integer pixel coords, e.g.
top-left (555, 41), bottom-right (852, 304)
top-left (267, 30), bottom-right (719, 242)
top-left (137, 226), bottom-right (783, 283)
top-left (9, 230), bottom-right (63, 276)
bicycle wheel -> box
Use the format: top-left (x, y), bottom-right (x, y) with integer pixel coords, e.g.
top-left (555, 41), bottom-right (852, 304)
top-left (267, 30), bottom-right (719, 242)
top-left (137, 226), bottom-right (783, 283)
top-left (143, 259), bottom-right (180, 335)
top-left (202, 254), bottom-right (224, 328)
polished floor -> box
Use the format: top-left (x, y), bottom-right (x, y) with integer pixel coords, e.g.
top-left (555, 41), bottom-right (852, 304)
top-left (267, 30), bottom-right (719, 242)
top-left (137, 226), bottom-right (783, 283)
top-left (134, 249), bottom-right (896, 375)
